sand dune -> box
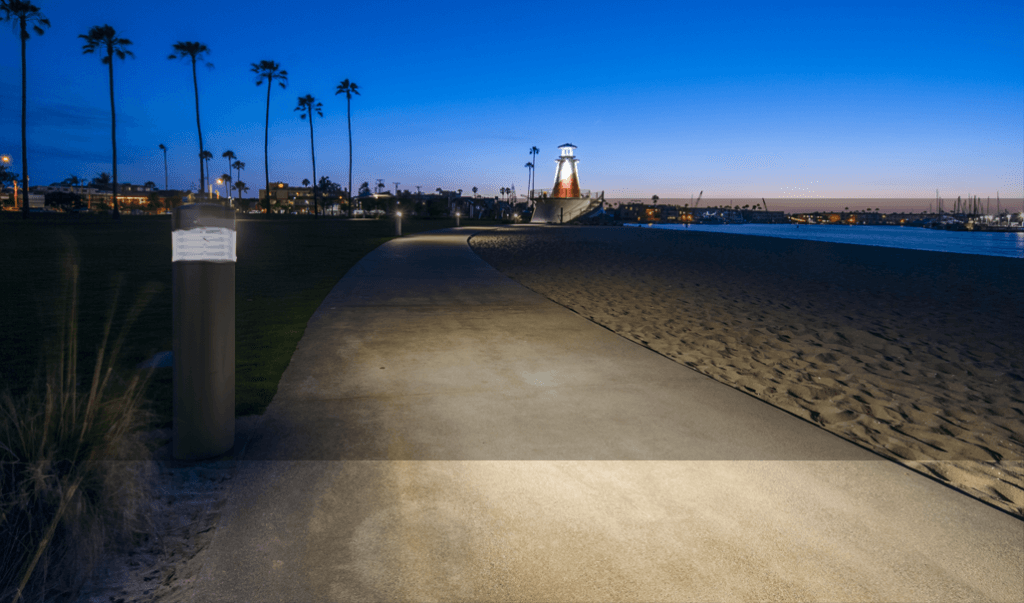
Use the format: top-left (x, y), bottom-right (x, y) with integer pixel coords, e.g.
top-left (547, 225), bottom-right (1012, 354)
top-left (469, 226), bottom-right (1024, 518)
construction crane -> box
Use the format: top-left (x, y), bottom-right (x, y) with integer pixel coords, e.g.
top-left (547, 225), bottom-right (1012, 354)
top-left (761, 197), bottom-right (769, 212)
top-left (694, 191), bottom-right (703, 208)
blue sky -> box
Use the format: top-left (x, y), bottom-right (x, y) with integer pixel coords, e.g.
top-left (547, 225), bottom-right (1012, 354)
top-left (1, 0), bottom-right (1021, 211)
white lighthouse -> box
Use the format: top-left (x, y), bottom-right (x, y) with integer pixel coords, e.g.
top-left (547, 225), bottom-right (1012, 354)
top-left (530, 143), bottom-right (603, 223)
top-left (552, 144), bottom-right (581, 198)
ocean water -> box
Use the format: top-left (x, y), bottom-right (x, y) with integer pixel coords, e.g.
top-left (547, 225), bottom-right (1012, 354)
top-left (626, 223), bottom-right (1024, 259)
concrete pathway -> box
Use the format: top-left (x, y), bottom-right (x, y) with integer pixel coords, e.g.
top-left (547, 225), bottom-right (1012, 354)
top-left (197, 228), bottom-right (1022, 602)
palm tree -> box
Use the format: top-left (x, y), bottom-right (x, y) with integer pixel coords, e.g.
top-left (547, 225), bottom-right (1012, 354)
top-left (220, 173), bottom-right (232, 199)
top-left (169, 42), bottom-right (212, 196)
top-left (2, 1), bottom-right (49, 220)
top-left (232, 160), bottom-right (245, 196)
top-left (525, 162), bottom-right (533, 201)
top-left (529, 146), bottom-right (539, 199)
top-left (158, 143), bottom-right (168, 190)
top-left (472, 186), bottom-right (478, 197)
top-left (295, 94), bottom-right (323, 216)
top-left (335, 79), bottom-right (359, 217)
top-left (251, 60), bottom-right (288, 213)
top-left (200, 150), bottom-right (213, 193)
top-left (93, 172), bottom-right (112, 189)
top-left (222, 150), bottom-right (236, 195)
top-left (81, 24), bottom-right (133, 220)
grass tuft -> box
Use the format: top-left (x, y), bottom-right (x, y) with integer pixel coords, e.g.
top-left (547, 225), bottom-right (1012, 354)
top-left (0, 248), bottom-right (158, 603)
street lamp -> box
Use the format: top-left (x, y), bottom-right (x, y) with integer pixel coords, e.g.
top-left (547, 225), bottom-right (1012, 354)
top-left (0, 155), bottom-right (10, 208)
top-left (215, 178), bottom-right (226, 204)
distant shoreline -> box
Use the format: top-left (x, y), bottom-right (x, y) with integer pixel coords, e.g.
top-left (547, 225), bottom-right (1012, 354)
top-left (604, 197), bottom-right (1024, 214)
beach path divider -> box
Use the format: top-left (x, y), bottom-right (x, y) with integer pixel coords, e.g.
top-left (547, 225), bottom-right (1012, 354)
top-left (194, 226), bottom-right (1022, 602)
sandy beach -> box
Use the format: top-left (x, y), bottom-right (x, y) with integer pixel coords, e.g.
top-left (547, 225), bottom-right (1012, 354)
top-left (469, 226), bottom-right (1024, 518)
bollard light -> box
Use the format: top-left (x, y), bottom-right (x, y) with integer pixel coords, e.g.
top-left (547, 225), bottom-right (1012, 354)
top-left (395, 211), bottom-right (402, 236)
top-left (455, 211), bottom-right (460, 227)
top-left (172, 203), bottom-right (235, 460)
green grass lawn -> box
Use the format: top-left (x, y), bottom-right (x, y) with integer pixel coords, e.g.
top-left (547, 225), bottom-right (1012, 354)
top-left (0, 213), bottom-right (499, 426)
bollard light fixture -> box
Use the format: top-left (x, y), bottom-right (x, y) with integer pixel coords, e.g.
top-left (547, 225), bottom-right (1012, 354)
top-left (171, 203), bottom-right (236, 460)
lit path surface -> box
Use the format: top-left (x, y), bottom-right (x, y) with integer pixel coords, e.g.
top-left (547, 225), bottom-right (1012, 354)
top-left (197, 227), bottom-right (1023, 602)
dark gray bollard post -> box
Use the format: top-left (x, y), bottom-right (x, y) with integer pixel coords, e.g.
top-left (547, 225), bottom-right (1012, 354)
top-left (172, 203), bottom-right (235, 460)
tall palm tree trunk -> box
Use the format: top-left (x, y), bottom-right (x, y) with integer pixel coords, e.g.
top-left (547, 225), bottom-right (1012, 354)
top-left (191, 58), bottom-right (204, 197)
top-left (530, 148), bottom-right (539, 201)
top-left (20, 20), bottom-right (28, 220)
top-left (163, 149), bottom-right (168, 191)
top-left (527, 151), bottom-right (532, 200)
top-left (264, 84), bottom-right (271, 213)
top-left (109, 57), bottom-right (119, 219)
top-left (308, 113), bottom-right (317, 216)
top-left (347, 96), bottom-right (353, 218)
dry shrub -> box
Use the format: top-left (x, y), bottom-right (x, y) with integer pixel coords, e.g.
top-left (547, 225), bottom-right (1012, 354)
top-left (0, 245), bottom-right (160, 602)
